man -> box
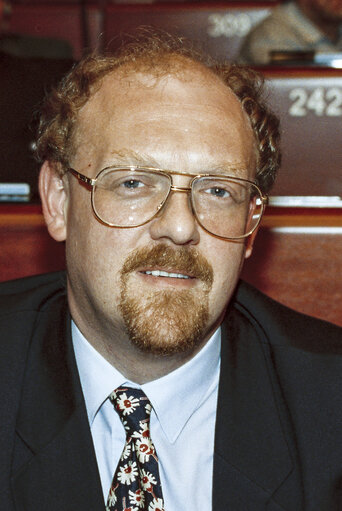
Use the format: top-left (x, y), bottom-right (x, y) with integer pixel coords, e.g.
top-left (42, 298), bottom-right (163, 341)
top-left (1, 33), bottom-right (342, 511)
top-left (239, 0), bottom-right (342, 65)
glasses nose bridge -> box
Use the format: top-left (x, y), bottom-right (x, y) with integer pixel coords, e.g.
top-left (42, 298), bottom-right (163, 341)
top-left (167, 170), bottom-right (193, 195)
top-left (169, 184), bottom-right (192, 194)
top-left (157, 181), bottom-right (194, 217)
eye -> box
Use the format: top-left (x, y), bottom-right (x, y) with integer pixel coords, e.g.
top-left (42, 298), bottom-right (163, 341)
top-left (205, 187), bottom-right (230, 198)
top-left (121, 179), bottom-right (144, 189)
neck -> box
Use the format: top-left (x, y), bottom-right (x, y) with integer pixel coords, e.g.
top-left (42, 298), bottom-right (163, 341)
top-left (70, 306), bottom-right (219, 384)
top-left (95, 332), bottom-right (210, 384)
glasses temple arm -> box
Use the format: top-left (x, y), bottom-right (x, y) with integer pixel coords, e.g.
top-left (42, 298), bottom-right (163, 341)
top-left (68, 167), bottom-right (96, 187)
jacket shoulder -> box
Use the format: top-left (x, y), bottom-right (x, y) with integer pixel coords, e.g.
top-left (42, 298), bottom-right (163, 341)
top-left (0, 271), bottom-right (67, 315)
top-left (234, 280), bottom-right (342, 354)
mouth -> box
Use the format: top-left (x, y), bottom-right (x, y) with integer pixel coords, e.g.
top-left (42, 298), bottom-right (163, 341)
top-left (137, 268), bottom-right (196, 287)
top-left (142, 270), bottom-right (193, 280)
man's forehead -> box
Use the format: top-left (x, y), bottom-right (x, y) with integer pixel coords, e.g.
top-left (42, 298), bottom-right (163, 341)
top-left (76, 62), bottom-right (245, 128)
top-left (70, 59), bottom-right (257, 176)
top-left (105, 55), bottom-right (222, 90)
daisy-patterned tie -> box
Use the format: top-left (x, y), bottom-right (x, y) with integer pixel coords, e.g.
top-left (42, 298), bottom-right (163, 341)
top-left (106, 387), bottom-right (165, 511)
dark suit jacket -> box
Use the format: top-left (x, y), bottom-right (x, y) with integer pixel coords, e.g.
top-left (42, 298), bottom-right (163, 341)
top-left (1, 271), bottom-right (342, 511)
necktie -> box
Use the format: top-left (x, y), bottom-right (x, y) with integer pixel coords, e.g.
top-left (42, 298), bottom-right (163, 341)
top-left (106, 387), bottom-right (165, 511)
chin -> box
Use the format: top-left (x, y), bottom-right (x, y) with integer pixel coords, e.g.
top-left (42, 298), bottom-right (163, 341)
top-left (119, 287), bottom-right (210, 356)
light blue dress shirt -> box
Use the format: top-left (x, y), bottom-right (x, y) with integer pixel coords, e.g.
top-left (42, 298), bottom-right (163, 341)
top-left (72, 321), bottom-right (221, 510)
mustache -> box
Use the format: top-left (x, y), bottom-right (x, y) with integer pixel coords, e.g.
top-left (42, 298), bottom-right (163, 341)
top-left (121, 244), bottom-right (214, 285)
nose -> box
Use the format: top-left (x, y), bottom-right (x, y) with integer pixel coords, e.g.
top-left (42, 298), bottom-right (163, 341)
top-left (148, 189), bottom-right (200, 245)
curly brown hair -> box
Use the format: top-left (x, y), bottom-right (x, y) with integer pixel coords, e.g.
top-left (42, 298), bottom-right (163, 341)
top-left (36, 30), bottom-right (281, 194)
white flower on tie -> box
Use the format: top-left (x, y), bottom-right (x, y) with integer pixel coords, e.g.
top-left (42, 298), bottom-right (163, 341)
top-left (106, 486), bottom-right (117, 507)
top-left (129, 488), bottom-right (145, 508)
top-left (121, 442), bottom-right (132, 460)
top-left (122, 419), bottom-right (130, 433)
top-left (135, 437), bottom-right (155, 463)
top-left (116, 393), bottom-right (140, 415)
top-left (148, 497), bottom-right (165, 511)
top-left (132, 421), bottom-right (152, 447)
top-left (117, 461), bottom-right (138, 484)
top-left (131, 421), bottom-right (150, 439)
top-left (140, 469), bottom-right (157, 491)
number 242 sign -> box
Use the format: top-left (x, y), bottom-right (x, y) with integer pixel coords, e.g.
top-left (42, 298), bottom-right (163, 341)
top-left (289, 87), bottom-right (342, 117)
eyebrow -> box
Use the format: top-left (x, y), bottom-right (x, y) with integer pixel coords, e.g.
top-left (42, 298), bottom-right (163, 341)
top-left (203, 163), bottom-right (250, 178)
top-left (105, 150), bottom-right (249, 177)
top-left (105, 149), bottom-right (161, 168)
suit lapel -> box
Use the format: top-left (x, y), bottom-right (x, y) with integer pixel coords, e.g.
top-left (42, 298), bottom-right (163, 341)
top-left (11, 294), bottom-right (104, 511)
top-left (213, 305), bottom-right (303, 510)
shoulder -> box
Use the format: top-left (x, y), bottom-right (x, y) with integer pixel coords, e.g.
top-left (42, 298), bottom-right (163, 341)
top-left (0, 271), bottom-right (67, 315)
top-left (230, 283), bottom-right (342, 509)
top-left (233, 280), bottom-right (342, 354)
top-left (0, 271), bottom-right (67, 356)
top-left (0, 271), bottom-right (68, 390)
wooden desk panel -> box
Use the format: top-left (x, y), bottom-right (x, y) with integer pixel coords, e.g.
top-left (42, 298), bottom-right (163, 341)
top-left (0, 206), bottom-right (65, 281)
top-left (241, 207), bottom-right (342, 325)
top-left (242, 227), bottom-right (342, 326)
top-left (1, 205), bottom-right (341, 326)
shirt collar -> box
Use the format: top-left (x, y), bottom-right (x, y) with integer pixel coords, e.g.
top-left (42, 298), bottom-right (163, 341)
top-left (72, 321), bottom-right (125, 426)
top-left (72, 321), bottom-right (221, 444)
top-left (141, 331), bottom-right (220, 443)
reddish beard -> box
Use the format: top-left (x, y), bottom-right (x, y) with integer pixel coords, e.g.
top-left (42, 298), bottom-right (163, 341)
top-left (119, 244), bottom-right (214, 355)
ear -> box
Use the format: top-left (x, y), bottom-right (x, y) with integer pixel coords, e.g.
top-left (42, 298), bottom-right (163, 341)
top-left (244, 226), bottom-right (259, 259)
top-left (39, 161), bottom-right (68, 242)
top-left (244, 195), bottom-right (262, 259)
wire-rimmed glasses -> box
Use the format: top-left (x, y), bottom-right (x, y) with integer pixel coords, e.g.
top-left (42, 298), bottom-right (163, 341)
top-left (68, 166), bottom-right (267, 240)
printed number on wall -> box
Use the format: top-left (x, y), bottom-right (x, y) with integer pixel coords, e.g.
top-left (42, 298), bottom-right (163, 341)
top-left (207, 13), bottom-right (251, 38)
top-left (289, 87), bottom-right (342, 116)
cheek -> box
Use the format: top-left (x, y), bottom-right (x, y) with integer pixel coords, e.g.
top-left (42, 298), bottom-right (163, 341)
top-left (65, 187), bottom-right (113, 263)
top-left (65, 194), bottom-right (95, 265)
top-left (65, 222), bottom-right (128, 316)
top-left (207, 240), bottom-right (246, 311)
top-left (65, 198), bottom-right (146, 287)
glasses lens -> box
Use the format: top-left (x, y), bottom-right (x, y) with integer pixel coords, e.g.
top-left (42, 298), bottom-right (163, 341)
top-left (192, 176), bottom-right (263, 239)
top-left (93, 168), bottom-right (170, 227)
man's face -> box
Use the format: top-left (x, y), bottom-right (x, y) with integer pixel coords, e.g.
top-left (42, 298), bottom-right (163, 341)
top-left (58, 65), bottom-right (257, 357)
